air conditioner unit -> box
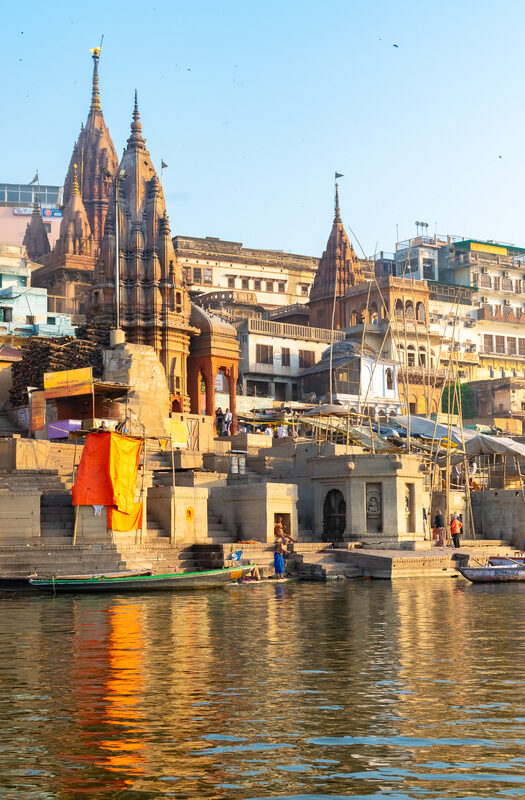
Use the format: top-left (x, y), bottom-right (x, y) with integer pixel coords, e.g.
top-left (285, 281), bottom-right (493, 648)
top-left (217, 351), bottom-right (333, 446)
top-left (504, 299), bottom-right (511, 306)
top-left (480, 296), bottom-right (488, 303)
top-left (504, 271), bottom-right (510, 277)
top-left (480, 267), bottom-right (488, 274)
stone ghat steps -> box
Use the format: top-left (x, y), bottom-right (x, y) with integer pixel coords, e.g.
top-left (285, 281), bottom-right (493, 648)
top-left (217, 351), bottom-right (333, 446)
top-left (207, 511), bottom-right (234, 543)
top-left (0, 469), bottom-right (70, 493)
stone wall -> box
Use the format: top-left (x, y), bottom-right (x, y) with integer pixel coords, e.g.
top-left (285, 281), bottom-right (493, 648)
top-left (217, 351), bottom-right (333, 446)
top-left (209, 483), bottom-right (298, 543)
top-left (0, 490), bottom-right (40, 544)
top-left (471, 489), bottom-right (525, 548)
top-left (147, 486), bottom-right (208, 545)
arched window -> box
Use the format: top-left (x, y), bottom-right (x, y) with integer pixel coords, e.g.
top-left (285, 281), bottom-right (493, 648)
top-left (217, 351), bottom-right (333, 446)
top-left (407, 345), bottom-right (416, 366)
top-left (369, 302), bottom-right (379, 324)
top-left (418, 347), bottom-right (427, 366)
top-left (416, 302), bottom-right (426, 323)
top-left (386, 368), bottom-right (394, 391)
top-left (405, 301), bottom-right (415, 319)
top-left (395, 299), bottom-right (404, 317)
top-left (398, 344), bottom-right (405, 363)
top-left (351, 309), bottom-right (359, 326)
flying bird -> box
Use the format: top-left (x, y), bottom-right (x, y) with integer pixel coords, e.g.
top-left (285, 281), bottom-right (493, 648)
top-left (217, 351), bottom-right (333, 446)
top-left (393, 43), bottom-right (399, 48)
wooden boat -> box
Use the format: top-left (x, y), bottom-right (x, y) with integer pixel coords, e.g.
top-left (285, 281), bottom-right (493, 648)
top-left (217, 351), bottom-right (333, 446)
top-left (29, 564), bottom-right (256, 593)
top-left (460, 564), bottom-right (525, 583)
top-left (488, 556), bottom-right (525, 566)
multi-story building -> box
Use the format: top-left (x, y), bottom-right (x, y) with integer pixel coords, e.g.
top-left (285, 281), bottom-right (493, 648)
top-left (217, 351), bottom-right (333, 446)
top-left (442, 238), bottom-right (525, 380)
top-left (174, 235), bottom-right (319, 310)
top-left (0, 182), bottom-right (62, 254)
top-left (299, 339), bottom-right (402, 417)
top-left (0, 244), bottom-right (74, 340)
top-left (339, 277), bottom-right (447, 416)
top-left (427, 281), bottom-right (479, 382)
top-left (235, 317), bottom-right (345, 401)
top-left (394, 234), bottom-right (450, 280)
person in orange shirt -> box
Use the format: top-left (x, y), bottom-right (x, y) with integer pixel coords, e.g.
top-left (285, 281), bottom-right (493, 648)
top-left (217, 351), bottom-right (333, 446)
top-left (450, 514), bottom-right (462, 548)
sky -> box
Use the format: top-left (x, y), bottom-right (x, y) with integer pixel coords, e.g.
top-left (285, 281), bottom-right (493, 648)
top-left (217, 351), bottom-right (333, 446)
top-left (2, 0), bottom-right (525, 259)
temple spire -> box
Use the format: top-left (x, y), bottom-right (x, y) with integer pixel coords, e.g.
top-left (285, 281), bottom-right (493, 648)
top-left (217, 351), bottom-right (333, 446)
top-left (127, 89), bottom-right (146, 149)
top-left (90, 50), bottom-right (101, 112)
top-left (334, 182), bottom-right (341, 222)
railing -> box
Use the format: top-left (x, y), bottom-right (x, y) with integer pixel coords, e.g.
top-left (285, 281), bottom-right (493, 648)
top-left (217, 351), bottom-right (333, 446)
top-left (479, 347), bottom-right (525, 358)
top-left (236, 317), bottom-right (346, 343)
top-left (265, 303), bottom-right (309, 319)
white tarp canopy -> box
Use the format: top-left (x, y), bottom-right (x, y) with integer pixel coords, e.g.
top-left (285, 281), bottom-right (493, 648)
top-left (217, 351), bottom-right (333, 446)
top-left (393, 415), bottom-right (525, 458)
top-left (392, 415), bottom-right (477, 445)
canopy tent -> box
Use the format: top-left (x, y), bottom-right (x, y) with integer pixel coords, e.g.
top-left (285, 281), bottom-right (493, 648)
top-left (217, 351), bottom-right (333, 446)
top-left (462, 433), bottom-right (525, 459)
top-left (392, 415), bottom-right (478, 446)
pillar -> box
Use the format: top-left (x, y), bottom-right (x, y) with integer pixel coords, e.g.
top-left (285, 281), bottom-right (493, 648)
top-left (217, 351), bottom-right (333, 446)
top-left (227, 365), bottom-right (238, 434)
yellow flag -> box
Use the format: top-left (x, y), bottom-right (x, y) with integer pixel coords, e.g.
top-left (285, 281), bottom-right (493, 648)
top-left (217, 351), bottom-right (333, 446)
top-left (89, 47), bottom-right (101, 56)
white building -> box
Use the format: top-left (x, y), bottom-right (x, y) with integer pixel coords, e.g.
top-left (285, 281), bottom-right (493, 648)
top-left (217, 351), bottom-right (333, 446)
top-left (300, 340), bottom-right (402, 417)
top-left (235, 317), bottom-right (345, 402)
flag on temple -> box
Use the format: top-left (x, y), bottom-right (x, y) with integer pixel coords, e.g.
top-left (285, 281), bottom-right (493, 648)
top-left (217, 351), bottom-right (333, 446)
top-left (161, 160), bottom-right (168, 169)
top-left (89, 47), bottom-right (101, 56)
top-left (335, 172), bottom-right (344, 179)
top-left (29, 171), bottom-right (39, 185)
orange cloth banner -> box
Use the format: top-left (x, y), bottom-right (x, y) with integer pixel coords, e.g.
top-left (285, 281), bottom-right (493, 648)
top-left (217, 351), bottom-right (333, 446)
top-left (72, 432), bottom-right (142, 512)
top-left (107, 502), bottom-right (144, 532)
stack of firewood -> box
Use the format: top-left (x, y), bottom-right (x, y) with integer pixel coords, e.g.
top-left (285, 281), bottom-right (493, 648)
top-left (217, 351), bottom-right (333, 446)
top-left (9, 322), bottom-right (113, 407)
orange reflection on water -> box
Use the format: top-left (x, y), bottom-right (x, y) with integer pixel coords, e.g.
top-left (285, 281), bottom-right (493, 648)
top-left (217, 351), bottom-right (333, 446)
top-left (98, 601), bottom-right (146, 777)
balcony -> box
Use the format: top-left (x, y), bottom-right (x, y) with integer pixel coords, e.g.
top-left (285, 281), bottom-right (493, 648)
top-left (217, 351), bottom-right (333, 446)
top-left (477, 307), bottom-right (525, 324)
top-left (397, 364), bottom-right (448, 385)
top-left (479, 347), bottom-right (525, 359)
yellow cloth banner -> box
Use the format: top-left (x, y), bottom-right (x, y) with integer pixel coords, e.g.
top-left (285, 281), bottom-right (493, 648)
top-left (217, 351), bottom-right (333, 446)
top-left (107, 502), bottom-right (143, 532)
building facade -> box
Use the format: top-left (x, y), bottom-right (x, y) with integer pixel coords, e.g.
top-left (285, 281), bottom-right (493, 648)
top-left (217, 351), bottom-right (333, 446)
top-left (0, 244), bottom-right (74, 340)
top-left (235, 317), bottom-right (345, 401)
top-left (174, 235), bottom-right (319, 309)
top-left (0, 183), bottom-right (62, 253)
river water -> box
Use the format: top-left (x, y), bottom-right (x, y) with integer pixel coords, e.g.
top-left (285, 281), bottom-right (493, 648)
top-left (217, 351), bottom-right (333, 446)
top-left (1, 579), bottom-right (524, 800)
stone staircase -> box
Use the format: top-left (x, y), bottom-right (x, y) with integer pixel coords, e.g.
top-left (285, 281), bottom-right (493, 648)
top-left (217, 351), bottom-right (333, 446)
top-left (40, 494), bottom-right (75, 538)
top-left (0, 469), bottom-right (70, 494)
top-left (207, 509), bottom-right (235, 543)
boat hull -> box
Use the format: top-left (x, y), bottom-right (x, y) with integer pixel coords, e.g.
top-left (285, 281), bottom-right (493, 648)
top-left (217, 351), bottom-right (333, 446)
top-left (460, 566), bottom-right (525, 583)
top-left (29, 565), bottom-right (255, 593)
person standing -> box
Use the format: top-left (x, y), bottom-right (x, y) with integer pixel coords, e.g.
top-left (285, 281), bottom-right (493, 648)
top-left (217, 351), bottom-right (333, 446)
top-left (264, 425), bottom-right (273, 437)
top-left (450, 514), bottom-right (462, 548)
top-left (433, 509), bottom-right (445, 547)
top-left (215, 407), bottom-right (224, 437)
top-left (274, 540), bottom-right (286, 579)
top-left (223, 408), bottom-right (233, 435)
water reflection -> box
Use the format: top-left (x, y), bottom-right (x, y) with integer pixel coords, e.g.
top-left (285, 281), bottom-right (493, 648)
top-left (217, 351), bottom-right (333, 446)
top-left (0, 580), bottom-right (523, 798)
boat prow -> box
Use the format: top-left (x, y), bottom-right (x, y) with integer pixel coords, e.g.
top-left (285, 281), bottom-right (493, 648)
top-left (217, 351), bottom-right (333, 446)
top-left (460, 565), bottom-right (525, 583)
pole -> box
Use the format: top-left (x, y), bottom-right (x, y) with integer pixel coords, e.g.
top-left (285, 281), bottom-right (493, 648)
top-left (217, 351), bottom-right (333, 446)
top-left (115, 176), bottom-right (120, 330)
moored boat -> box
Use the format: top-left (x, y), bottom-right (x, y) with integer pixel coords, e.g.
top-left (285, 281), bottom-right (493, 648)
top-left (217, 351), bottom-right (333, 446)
top-left (460, 564), bottom-right (525, 583)
top-left (29, 564), bottom-right (256, 593)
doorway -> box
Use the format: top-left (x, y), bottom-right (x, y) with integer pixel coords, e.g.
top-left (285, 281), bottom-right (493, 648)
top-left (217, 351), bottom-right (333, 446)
top-left (323, 489), bottom-right (346, 541)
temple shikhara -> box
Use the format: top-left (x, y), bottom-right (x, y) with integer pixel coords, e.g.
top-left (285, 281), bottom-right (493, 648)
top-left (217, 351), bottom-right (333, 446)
top-left (91, 92), bottom-right (196, 410)
top-left (309, 184), bottom-right (366, 329)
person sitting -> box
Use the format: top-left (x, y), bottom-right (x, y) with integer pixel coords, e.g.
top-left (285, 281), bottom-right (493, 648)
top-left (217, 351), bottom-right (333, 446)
top-left (274, 516), bottom-right (295, 544)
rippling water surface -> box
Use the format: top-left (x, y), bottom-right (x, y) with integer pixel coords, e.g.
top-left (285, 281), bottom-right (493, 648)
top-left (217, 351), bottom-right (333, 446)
top-left (0, 579), bottom-right (524, 799)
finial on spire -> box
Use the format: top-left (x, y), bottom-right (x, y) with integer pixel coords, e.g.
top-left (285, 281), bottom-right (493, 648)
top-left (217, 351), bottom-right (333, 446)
top-left (72, 163), bottom-right (80, 195)
top-left (90, 50), bottom-right (101, 112)
top-left (127, 89), bottom-right (146, 148)
top-left (334, 183), bottom-right (341, 221)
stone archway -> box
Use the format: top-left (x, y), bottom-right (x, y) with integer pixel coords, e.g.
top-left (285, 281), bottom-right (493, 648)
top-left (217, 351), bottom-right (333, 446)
top-left (323, 489), bottom-right (346, 542)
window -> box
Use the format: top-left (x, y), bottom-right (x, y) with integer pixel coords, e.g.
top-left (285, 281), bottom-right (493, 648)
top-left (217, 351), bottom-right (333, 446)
top-left (278, 282), bottom-right (285, 293)
top-left (480, 274), bottom-right (491, 288)
top-left (203, 268), bottom-right (212, 285)
top-left (256, 344), bottom-right (273, 364)
top-left (227, 276), bottom-right (235, 288)
top-left (254, 279), bottom-right (261, 291)
top-left (495, 335), bottom-right (505, 354)
top-left (175, 291), bottom-right (182, 312)
top-left (241, 278), bottom-right (249, 290)
top-left (493, 277), bottom-right (500, 291)
top-left (0, 307), bottom-right (12, 322)
top-left (484, 334), bottom-right (494, 353)
top-left (520, 338), bottom-right (525, 356)
top-left (281, 348), bottom-right (290, 367)
top-left (407, 345), bottom-right (416, 366)
top-left (502, 277), bottom-right (513, 292)
top-left (47, 316), bottom-right (56, 326)
top-left (508, 337), bottom-right (517, 355)
top-left (19, 277), bottom-right (27, 287)
top-left (516, 280), bottom-right (522, 294)
top-left (43, 223), bottom-right (51, 234)
top-left (26, 315), bottom-right (35, 325)
top-left (193, 267), bottom-right (202, 283)
top-left (266, 281), bottom-right (274, 292)
top-left (299, 350), bottom-right (315, 368)
top-left (300, 284), bottom-right (309, 296)
top-left (386, 368), bottom-right (394, 390)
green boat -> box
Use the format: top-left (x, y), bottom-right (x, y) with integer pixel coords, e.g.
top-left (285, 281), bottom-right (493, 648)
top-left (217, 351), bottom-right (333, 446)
top-left (29, 563), bottom-right (256, 593)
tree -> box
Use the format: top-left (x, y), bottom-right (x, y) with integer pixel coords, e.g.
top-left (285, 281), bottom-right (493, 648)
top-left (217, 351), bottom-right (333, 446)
top-left (441, 382), bottom-right (476, 418)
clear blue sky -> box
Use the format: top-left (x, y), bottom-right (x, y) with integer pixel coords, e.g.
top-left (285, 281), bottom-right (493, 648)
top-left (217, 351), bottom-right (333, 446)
top-left (2, 0), bottom-right (525, 258)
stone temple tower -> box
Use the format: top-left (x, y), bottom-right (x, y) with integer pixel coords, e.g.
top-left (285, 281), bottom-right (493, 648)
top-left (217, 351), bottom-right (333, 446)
top-left (90, 93), bottom-right (195, 410)
top-left (309, 184), bottom-right (365, 330)
top-left (62, 50), bottom-right (119, 252)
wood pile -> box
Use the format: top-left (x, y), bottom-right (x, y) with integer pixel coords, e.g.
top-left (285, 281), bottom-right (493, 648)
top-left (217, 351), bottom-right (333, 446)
top-left (9, 322), bottom-right (114, 407)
